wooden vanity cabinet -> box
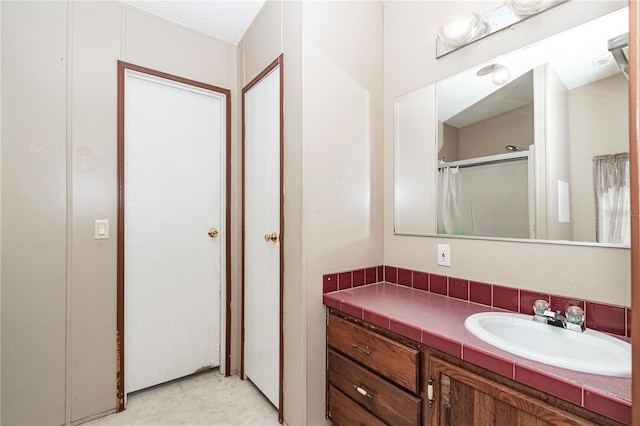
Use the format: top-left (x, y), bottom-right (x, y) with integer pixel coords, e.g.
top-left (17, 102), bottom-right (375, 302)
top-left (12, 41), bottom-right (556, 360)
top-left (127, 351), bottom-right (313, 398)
top-left (327, 313), bottom-right (422, 426)
top-left (327, 310), bottom-right (626, 426)
top-left (426, 356), bottom-right (600, 426)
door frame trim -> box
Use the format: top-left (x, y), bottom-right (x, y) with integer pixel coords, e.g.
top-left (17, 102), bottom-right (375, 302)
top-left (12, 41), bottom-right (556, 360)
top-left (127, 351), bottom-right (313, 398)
top-left (240, 54), bottom-right (285, 423)
top-left (116, 61), bottom-right (232, 410)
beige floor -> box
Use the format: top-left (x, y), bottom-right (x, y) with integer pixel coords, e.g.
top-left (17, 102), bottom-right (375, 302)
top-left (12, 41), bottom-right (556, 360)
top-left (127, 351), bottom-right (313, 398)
top-left (83, 370), bottom-right (280, 426)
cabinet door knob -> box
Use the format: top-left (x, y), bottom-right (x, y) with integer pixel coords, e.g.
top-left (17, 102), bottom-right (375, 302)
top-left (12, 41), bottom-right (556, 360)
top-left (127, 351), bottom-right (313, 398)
top-left (208, 228), bottom-right (219, 238)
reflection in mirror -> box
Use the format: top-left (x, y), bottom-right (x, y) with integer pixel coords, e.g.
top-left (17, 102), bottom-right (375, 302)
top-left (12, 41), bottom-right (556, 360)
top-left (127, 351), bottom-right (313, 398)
top-left (394, 7), bottom-right (630, 246)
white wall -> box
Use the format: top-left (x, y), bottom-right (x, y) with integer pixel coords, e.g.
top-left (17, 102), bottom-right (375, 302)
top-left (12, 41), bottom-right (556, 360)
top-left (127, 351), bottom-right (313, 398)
top-left (569, 74), bottom-right (628, 242)
top-left (302, 2), bottom-right (384, 424)
top-left (239, 2), bottom-right (384, 424)
top-left (2, 3), bottom-right (68, 424)
top-left (385, 1), bottom-right (630, 306)
top-left (541, 65), bottom-right (572, 241)
top-left (1, 2), bottom-right (237, 423)
top-left (395, 85), bottom-right (438, 234)
top-left (457, 105), bottom-right (534, 160)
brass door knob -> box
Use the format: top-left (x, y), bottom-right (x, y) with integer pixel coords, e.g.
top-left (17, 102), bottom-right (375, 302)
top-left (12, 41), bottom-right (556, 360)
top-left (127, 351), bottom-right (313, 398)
top-left (264, 232), bottom-right (278, 242)
top-left (208, 228), bottom-right (219, 238)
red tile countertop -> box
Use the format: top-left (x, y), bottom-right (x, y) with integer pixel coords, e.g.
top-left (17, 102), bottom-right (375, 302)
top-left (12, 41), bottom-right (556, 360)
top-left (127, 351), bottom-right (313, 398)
top-left (323, 282), bottom-right (632, 425)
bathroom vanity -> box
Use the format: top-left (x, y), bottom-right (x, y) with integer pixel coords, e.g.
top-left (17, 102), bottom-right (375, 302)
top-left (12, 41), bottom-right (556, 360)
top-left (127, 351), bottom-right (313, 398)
top-left (327, 313), bottom-right (421, 426)
top-left (324, 283), bottom-right (630, 425)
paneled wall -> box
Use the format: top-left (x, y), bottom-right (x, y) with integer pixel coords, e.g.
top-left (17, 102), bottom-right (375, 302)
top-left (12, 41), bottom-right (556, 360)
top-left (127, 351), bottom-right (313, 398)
top-left (1, 2), bottom-right (236, 423)
top-left (1, 3), bottom-right (68, 424)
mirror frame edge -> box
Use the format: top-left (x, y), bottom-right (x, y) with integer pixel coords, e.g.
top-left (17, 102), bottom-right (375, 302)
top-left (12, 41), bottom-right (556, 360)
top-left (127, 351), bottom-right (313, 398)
top-left (630, 0), bottom-right (639, 423)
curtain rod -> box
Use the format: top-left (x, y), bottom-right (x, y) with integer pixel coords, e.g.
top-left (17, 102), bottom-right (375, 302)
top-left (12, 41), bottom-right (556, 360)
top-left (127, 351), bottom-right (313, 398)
top-left (438, 151), bottom-right (529, 170)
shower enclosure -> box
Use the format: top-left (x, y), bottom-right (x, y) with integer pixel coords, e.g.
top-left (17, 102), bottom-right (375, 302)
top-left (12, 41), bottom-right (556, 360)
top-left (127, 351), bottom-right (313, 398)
top-left (437, 150), bottom-right (534, 239)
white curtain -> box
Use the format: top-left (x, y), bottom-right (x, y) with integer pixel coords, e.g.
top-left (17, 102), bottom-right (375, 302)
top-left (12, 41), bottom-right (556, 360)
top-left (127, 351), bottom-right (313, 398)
top-left (438, 167), bottom-right (465, 235)
top-left (593, 153), bottom-right (630, 244)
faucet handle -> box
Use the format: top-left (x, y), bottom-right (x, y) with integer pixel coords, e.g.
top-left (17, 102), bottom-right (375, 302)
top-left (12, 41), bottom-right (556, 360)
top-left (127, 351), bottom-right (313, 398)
top-left (533, 299), bottom-right (550, 316)
top-left (565, 305), bottom-right (584, 325)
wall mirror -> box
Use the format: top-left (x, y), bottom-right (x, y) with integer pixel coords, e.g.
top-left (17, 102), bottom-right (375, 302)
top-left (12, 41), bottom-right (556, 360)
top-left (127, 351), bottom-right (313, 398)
top-left (394, 6), bottom-right (630, 247)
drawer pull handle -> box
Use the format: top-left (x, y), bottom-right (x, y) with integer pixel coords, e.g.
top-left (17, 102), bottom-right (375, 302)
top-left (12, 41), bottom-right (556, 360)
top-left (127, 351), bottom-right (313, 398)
top-left (351, 343), bottom-right (372, 355)
top-left (428, 376), bottom-right (435, 407)
top-left (354, 385), bottom-right (373, 399)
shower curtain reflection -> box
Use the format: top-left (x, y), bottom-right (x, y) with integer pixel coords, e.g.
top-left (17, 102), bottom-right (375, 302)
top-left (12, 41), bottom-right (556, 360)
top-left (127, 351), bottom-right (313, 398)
top-left (593, 153), bottom-right (630, 244)
top-left (438, 167), bottom-right (464, 235)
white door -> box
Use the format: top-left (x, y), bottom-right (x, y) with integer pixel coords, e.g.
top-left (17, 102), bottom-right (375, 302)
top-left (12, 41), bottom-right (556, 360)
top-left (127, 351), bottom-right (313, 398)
top-left (243, 63), bottom-right (281, 408)
top-left (124, 69), bottom-right (225, 394)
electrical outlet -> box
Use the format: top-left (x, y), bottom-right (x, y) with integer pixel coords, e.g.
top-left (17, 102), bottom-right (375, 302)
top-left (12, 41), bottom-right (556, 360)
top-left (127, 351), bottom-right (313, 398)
top-left (437, 244), bottom-right (450, 267)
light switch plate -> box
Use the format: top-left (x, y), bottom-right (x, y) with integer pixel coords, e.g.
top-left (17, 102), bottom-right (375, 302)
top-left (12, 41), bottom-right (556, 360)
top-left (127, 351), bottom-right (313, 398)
top-left (95, 219), bottom-right (110, 239)
top-left (437, 244), bottom-right (451, 267)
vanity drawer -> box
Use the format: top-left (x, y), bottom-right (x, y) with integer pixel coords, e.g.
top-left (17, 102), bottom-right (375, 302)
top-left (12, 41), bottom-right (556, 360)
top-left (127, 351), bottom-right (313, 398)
top-left (328, 350), bottom-right (421, 426)
top-left (328, 385), bottom-right (387, 426)
top-left (328, 313), bottom-right (419, 393)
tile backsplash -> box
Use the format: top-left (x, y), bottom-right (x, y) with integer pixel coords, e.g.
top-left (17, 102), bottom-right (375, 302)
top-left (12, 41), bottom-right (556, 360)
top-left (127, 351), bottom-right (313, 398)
top-left (323, 264), bottom-right (631, 338)
top-left (322, 265), bottom-right (383, 293)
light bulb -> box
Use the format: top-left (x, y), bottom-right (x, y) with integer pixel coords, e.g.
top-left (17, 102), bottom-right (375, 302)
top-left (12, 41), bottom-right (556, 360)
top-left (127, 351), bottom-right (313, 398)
top-left (506, 0), bottom-right (554, 17)
top-left (491, 66), bottom-right (511, 85)
top-left (437, 13), bottom-right (485, 48)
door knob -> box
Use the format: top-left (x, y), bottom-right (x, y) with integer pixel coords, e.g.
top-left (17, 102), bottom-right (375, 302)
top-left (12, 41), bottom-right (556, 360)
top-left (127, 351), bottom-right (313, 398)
top-left (264, 232), bottom-right (278, 242)
top-left (208, 228), bottom-right (219, 238)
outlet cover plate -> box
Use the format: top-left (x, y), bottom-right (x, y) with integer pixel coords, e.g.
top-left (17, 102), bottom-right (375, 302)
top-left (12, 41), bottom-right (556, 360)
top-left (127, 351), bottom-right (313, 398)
top-left (437, 244), bottom-right (451, 267)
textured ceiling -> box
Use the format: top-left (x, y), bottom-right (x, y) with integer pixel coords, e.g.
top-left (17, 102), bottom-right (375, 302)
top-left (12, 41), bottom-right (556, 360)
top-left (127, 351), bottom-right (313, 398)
top-left (123, 1), bottom-right (266, 44)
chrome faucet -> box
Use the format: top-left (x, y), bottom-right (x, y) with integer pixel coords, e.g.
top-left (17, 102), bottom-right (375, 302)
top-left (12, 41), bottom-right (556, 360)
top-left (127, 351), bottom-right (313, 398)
top-left (545, 310), bottom-right (567, 328)
top-left (532, 300), bottom-right (585, 333)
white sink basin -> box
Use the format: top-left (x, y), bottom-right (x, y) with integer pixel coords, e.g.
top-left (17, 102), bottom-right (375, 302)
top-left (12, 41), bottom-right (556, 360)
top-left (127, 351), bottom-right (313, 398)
top-left (464, 312), bottom-right (631, 377)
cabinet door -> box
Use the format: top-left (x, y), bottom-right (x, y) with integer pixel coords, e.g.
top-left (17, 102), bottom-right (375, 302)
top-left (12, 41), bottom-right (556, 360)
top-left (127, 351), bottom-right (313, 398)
top-left (427, 357), bottom-right (596, 426)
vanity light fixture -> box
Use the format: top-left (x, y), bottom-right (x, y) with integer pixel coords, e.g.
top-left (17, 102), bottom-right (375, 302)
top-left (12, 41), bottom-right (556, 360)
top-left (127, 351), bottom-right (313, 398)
top-left (506, 0), bottom-right (556, 17)
top-left (476, 63), bottom-right (512, 86)
top-left (436, 0), bottom-right (568, 58)
top-left (437, 12), bottom-right (487, 48)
